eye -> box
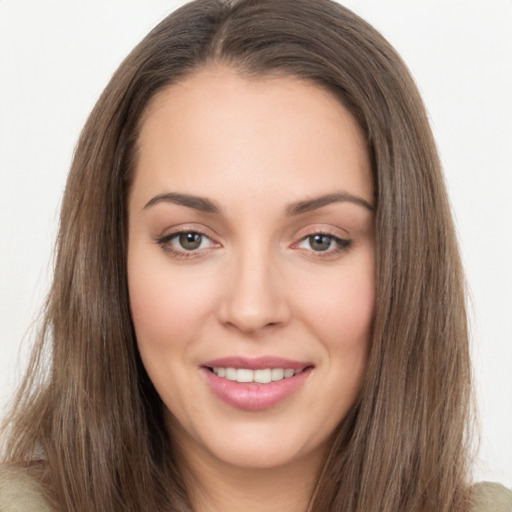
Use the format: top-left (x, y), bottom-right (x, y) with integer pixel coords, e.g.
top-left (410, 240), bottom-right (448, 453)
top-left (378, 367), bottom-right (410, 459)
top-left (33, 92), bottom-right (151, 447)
top-left (157, 230), bottom-right (218, 257)
top-left (295, 233), bottom-right (351, 254)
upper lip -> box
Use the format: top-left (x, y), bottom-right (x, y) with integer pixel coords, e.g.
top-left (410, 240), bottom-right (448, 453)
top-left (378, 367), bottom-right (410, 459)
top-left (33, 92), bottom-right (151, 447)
top-left (201, 356), bottom-right (313, 371)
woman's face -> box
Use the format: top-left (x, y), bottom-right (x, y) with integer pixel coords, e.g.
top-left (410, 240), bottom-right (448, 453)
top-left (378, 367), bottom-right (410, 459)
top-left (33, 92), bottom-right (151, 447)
top-left (127, 67), bottom-right (375, 472)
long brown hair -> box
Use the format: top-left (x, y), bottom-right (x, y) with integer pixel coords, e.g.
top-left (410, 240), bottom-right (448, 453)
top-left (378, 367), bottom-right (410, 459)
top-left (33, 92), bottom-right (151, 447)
top-left (1, 1), bottom-right (473, 510)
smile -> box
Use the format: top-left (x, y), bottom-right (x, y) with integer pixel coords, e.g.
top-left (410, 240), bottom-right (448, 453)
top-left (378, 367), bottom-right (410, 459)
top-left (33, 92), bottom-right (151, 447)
top-left (209, 367), bottom-right (303, 383)
top-left (201, 357), bottom-right (314, 411)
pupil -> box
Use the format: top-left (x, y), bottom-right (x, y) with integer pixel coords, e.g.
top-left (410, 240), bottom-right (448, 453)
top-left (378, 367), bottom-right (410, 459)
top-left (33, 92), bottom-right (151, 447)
top-left (310, 234), bottom-right (331, 251)
top-left (179, 232), bottom-right (202, 250)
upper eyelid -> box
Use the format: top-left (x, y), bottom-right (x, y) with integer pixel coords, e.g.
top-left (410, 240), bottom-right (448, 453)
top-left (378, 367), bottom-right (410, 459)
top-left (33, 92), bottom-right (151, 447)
top-left (292, 223), bottom-right (351, 240)
top-left (157, 224), bottom-right (218, 240)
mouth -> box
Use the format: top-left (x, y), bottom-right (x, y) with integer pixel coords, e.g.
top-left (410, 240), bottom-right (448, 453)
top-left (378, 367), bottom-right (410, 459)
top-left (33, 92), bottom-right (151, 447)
top-left (200, 357), bottom-right (314, 411)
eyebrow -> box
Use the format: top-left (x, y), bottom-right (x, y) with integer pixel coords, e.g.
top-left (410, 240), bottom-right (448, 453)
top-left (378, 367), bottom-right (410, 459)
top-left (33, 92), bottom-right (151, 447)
top-left (286, 192), bottom-right (374, 215)
top-left (142, 191), bottom-right (374, 215)
top-left (143, 192), bottom-right (220, 213)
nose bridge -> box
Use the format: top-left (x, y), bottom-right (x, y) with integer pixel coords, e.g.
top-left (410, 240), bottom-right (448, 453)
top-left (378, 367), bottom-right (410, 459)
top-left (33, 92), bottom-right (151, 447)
top-left (220, 238), bottom-right (288, 333)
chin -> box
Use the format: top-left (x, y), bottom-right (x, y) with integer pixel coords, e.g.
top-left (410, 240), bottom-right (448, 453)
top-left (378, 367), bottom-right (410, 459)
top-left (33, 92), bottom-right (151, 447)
top-left (172, 412), bottom-right (331, 473)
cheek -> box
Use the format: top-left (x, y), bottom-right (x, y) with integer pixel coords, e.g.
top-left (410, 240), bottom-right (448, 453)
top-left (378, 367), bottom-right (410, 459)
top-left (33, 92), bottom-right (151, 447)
top-left (334, 278), bottom-right (375, 339)
top-left (127, 248), bottom-right (216, 351)
top-left (297, 263), bottom-right (375, 348)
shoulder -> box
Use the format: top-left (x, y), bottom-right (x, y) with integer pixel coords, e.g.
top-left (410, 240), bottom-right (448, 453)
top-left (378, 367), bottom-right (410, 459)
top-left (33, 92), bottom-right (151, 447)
top-left (471, 481), bottom-right (512, 512)
top-left (0, 464), bottom-right (55, 512)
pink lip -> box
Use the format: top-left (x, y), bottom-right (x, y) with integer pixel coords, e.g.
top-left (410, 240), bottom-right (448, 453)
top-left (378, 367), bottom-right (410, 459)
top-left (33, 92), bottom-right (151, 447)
top-left (200, 356), bottom-right (314, 411)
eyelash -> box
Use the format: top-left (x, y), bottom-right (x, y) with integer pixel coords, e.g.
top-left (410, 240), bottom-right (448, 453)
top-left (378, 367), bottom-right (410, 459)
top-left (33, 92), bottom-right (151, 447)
top-left (156, 229), bottom-right (217, 259)
top-left (156, 230), bottom-right (352, 259)
top-left (295, 233), bottom-right (352, 257)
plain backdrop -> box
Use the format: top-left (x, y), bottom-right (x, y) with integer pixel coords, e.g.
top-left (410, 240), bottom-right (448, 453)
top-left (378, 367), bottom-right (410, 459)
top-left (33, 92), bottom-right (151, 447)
top-left (1, 0), bottom-right (511, 486)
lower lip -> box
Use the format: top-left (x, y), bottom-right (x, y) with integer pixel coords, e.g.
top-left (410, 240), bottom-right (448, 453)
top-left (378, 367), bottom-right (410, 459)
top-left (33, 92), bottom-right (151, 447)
top-left (201, 367), bottom-right (312, 411)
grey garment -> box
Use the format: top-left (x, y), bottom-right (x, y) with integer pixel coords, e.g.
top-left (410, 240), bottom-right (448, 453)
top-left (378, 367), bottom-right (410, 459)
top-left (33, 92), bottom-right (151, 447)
top-left (1, 464), bottom-right (511, 511)
top-left (471, 482), bottom-right (512, 512)
top-left (0, 465), bottom-right (53, 512)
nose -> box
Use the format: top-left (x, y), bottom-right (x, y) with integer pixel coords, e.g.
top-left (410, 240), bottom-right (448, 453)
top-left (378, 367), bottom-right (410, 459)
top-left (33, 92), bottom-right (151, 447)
top-left (217, 245), bottom-right (291, 335)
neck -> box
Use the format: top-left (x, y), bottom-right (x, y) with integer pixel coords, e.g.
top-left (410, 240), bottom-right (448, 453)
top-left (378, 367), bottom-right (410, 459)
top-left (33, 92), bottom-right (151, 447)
top-left (177, 438), bottom-right (324, 512)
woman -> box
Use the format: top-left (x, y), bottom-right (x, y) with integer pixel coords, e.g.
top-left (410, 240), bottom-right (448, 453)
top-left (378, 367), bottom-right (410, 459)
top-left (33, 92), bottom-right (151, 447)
top-left (1, 0), bottom-right (510, 510)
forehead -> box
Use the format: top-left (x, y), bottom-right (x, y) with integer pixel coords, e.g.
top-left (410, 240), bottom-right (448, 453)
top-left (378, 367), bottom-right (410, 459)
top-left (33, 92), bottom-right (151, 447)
top-left (131, 66), bottom-right (372, 210)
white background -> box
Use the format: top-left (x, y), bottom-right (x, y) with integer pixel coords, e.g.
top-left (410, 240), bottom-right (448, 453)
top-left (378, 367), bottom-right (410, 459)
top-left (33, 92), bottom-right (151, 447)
top-left (1, 1), bottom-right (511, 486)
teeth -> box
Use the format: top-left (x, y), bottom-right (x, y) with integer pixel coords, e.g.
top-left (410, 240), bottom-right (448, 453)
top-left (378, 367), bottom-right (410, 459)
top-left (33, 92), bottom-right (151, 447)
top-left (254, 369), bottom-right (272, 383)
top-left (225, 367), bottom-right (237, 380)
top-left (236, 369), bottom-right (254, 383)
top-left (212, 367), bottom-right (302, 383)
top-left (271, 368), bottom-right (284, 381)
